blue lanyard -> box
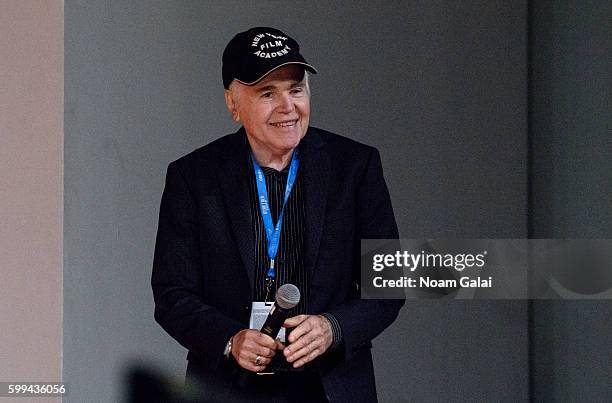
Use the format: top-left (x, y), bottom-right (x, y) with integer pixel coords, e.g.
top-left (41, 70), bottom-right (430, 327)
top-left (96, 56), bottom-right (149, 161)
top-left (251, 149), bottom-right (299, 284)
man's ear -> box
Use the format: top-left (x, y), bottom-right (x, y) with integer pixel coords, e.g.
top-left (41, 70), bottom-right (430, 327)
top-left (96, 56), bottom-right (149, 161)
top-left (224, 89), bottom-right (240, 122)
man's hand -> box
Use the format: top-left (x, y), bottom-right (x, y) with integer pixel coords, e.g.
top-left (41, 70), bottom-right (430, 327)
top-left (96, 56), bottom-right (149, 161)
top-left (283, 315), bottom-right (333, 368)
top-left (231, 329), bottom-right (284, 372)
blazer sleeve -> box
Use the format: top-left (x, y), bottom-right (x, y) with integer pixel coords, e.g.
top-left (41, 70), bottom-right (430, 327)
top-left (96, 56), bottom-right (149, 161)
top-left (326, 148), bottom-right (405, 362)
top-left (151, 162), bottom-right (245, 368)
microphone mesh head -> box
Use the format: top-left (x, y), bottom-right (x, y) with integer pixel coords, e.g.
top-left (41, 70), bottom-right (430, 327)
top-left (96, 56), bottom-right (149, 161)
top-left (276, 284), bottom-right (300, 309)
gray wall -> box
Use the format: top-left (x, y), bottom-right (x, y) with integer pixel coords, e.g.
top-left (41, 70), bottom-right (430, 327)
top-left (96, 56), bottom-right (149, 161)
top-left (530, 1), bottom-right (612, 401)
top-left (64, 1), bottom-right (528, 401)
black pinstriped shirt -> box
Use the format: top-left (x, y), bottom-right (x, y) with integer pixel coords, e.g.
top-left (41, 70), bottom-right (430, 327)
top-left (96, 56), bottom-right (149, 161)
top-left (247, 150), bottom-right (342, 348)
top-left (248, 159), bottom-right (308, 316)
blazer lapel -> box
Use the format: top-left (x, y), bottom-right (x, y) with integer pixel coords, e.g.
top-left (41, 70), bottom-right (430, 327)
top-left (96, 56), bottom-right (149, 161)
top-left (217, 129), bottom-right (256, 289)
top-left (216, 127), bottom-right (330, 290)
top-left (300, 128), bottom-right (330, 277)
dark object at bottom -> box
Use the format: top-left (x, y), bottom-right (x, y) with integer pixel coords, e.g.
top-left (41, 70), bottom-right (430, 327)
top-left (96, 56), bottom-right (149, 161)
top-left (186, 358), bottom-right (329, 403)
top-left (128, 365), bottom-right (196, 403)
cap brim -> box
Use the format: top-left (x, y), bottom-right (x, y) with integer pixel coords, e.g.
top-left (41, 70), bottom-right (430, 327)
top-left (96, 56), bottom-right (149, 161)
top-left (234, 62), bottom-right (318, 86)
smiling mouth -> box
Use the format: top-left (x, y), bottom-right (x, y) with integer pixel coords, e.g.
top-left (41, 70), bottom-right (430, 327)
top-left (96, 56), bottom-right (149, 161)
top-left (270, 119), bottom-right (298, 128)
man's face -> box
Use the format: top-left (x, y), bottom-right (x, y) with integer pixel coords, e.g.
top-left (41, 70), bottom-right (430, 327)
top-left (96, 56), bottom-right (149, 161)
top-left (225, 65), bottom-right (310, 156)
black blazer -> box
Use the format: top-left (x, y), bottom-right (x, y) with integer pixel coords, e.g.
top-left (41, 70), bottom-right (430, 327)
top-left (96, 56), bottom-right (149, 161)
top-left (152, 127), bottom-right (403, 402)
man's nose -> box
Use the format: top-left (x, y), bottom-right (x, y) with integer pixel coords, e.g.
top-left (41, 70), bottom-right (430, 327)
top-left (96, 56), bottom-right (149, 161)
top-left (276, 93), bottom-right (295, 113)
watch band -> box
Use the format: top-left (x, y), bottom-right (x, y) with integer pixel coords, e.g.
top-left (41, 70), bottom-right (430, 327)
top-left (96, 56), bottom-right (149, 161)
top-left (223, 336), bottom-right (233, 359)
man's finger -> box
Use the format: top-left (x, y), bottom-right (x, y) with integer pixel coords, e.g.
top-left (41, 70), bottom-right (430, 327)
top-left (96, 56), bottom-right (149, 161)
top-left (253, 353), bottom-right (272, 367)
top-left (253, 346), bottom-right (275, 358)
top-left (236, 351), bottom-right (273, 373)
top-left (286, 338), bottom-right (321, 363)
top-left (293, 347), bottom-right (324, 368)
top-left (254, 332), bottom-right (278, 348)
top-left (282, 314), bottom-right (308, 328)
top-left (286, 317), bottom-right (315, 343)
top-left (284, 330), bottom-right (316, 360)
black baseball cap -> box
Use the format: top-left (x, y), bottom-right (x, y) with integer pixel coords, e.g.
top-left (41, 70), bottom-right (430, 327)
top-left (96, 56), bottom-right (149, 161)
top-left (222, 27), bottom-right (317, 89)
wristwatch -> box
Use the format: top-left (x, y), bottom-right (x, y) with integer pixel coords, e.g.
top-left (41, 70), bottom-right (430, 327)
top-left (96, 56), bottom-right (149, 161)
top-left (223, 337), bottom-right (233, 359)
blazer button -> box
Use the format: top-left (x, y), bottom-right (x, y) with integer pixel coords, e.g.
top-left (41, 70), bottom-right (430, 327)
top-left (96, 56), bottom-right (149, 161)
top-left (245, 305), bottom-right (250, 310)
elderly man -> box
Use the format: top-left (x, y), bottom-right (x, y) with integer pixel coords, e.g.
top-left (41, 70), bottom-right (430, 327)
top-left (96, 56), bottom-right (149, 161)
top-left (152, 27), bottom-right (403, 402)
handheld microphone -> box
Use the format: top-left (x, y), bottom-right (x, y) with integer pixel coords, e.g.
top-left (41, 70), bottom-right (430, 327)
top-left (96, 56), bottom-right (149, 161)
top-left (260, 283), bottom-right (301, 338)
top-left (237, 284), bottom-right (300, 386)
